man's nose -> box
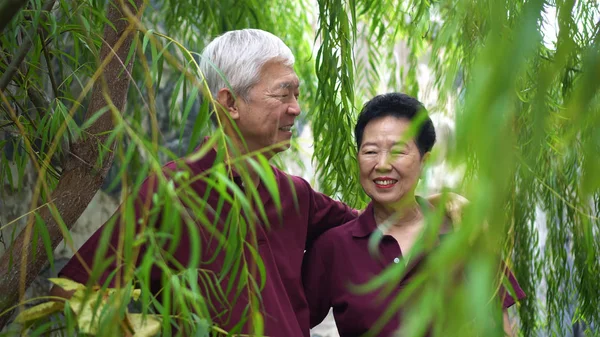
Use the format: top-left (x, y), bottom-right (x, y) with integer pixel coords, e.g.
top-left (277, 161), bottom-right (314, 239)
top-left (287, 97), bottom-right (301, 116)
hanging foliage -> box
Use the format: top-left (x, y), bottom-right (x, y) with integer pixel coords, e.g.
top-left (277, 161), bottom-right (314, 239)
top-left (0, 0), bottom-right (598, 336)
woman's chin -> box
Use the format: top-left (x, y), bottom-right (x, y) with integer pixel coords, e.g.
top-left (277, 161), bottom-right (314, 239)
top-left (371, 198), bottom-right (401, 208)
top-left (371, 195), bottom-right (417, 210)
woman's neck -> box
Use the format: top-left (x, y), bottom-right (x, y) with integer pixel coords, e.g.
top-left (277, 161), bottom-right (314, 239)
top-left (373, 195), bottom-right (424, 229)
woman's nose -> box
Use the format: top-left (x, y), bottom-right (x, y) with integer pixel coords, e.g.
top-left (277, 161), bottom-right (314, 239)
top-left (375, 152), bottom-right (392, 171)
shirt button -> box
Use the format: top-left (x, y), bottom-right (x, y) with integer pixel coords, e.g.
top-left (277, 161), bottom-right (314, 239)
top-left (393, 257), bottom-right (400, 264)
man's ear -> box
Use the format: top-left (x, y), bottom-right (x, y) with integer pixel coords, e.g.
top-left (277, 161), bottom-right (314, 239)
top-left (421, 151), bottom-right (431, 164)
top-left (216, 88), bottom-right (239, 120)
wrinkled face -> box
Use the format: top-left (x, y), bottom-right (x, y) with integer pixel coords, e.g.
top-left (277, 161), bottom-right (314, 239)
top-left (234, 60), bottom-right (301, 154)
top-left (358, 116), bottom-right (427, 208)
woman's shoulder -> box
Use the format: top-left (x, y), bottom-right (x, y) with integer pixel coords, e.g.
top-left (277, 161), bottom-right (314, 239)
top-left (421, 192), bottom-right (470, 227)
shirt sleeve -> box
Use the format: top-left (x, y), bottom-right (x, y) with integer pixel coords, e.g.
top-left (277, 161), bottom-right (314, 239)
top-left (300, 178), bottom-right (357, 248)
top-left (302, 234), bottom-right (334, 328)
top-left (499, 263), bottom-right (526, 309)
top-left (59, 176), bottom-right (160, 288)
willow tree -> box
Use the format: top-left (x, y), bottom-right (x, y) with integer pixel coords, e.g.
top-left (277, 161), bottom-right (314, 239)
top-left (0, 0), bottom-right (318, 334)
top-left (0, 0), bottom-right (599, 336)
top-left (310, 1), bottom-right (599, 336)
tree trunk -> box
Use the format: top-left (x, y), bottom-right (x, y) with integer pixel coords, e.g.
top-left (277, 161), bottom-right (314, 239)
top-left (0, 0), bottom-right (143, 328)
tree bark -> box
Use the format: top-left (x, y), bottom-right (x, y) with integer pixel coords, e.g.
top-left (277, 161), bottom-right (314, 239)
top-left (0, 0), bottom-right (143, 329)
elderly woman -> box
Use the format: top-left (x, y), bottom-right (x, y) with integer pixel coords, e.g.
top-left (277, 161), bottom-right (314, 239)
top-left (302, 93), bottom-right (525, 337)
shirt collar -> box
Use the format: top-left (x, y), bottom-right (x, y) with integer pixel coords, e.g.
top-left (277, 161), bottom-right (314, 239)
top-left (351, 203), bottom-right (378, 238)
top-left (186, 136), bottom-right (241, 178)
top-left (185, 137), bottom-right (274, 207)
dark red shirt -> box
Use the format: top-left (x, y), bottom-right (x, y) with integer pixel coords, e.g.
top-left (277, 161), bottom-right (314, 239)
top-left (59, 142), bottom-right (356, 336)
top-left (302, 201), bottom-right (526, 337)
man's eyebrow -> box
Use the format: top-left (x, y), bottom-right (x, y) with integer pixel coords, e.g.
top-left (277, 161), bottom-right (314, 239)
top-left (278, 81), bottom-right (300, 89)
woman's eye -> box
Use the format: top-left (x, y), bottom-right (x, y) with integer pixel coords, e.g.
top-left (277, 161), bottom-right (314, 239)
top-left (391, 147), bottom-right (406, 155)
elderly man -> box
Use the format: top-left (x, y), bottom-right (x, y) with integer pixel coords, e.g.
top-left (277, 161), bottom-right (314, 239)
top-left (52, 29), bottom-right (356, 336)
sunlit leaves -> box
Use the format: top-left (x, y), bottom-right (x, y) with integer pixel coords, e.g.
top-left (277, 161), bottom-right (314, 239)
top-left (11, 278), bottom-right (158, 336)
top-left (14, 301), bottom-right (64, 326)
top-left (126, 313), bottom-right (161, 337)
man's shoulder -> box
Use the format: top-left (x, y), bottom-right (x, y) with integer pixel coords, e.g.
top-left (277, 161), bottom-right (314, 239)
top-left (313, 217), bottom-right (359, 248)
top-left (270, 165), bottom-right (303, 181)
top-left (269, 166), bottom-right (312, 191)
top-left (136, 158), bottom-right (206, 194)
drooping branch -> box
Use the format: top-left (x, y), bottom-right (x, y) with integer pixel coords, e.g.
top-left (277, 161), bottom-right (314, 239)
top-left (0, 0), bottom-right (29, 34)
top-left (0, 0), bottom-right (143, 329)
top-left (40, 31), bottom-right (59, 100)
top-left (0, 0), bottom-right (56, 92)
top-left (26, 86), bottom-right (50, 116)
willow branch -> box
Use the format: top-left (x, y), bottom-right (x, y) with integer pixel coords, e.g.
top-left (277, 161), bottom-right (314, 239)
top-left (0, 0), bottom-right (29, 34)
top-left (26, 86), bottom-right (50, 116)
top-left (40, 30), bottom-right (59, 99)
top-left (0, 0), bottom-right (144, 328)
top-left (0, 0), bottom-right (56, 92)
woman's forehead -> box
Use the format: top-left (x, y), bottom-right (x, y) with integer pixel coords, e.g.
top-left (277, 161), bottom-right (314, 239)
top-left (360, 117), bottom-right (418, 148)
top-left (364, 118), bottom-right (411, 137)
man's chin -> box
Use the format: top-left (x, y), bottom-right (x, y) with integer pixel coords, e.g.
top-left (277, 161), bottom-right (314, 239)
top-left (272, 137), bottom-right (292, 151)
top-left (273, 142), bottom-right (291, 153)
top-left (254, 140), bottom-right (291, 158)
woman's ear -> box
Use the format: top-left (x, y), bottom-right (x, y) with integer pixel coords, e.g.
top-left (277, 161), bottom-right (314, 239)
top-left (216, 88), bottom-right (239, 120)
top-left (421, 151), bottom-right (431, 164)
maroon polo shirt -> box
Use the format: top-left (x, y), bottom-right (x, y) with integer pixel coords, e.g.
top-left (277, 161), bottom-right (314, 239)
top-left (59, 139), bottom-right (356, 336)
top-left (302, 201), bottom-right (526, 337)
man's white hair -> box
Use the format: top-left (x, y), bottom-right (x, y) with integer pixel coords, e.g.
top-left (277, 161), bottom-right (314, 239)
top-left (200, 29), bottom-right (295, 101)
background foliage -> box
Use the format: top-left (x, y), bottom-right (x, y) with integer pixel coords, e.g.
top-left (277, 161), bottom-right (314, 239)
top-left (0, 0), bottom-right (598, 336)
